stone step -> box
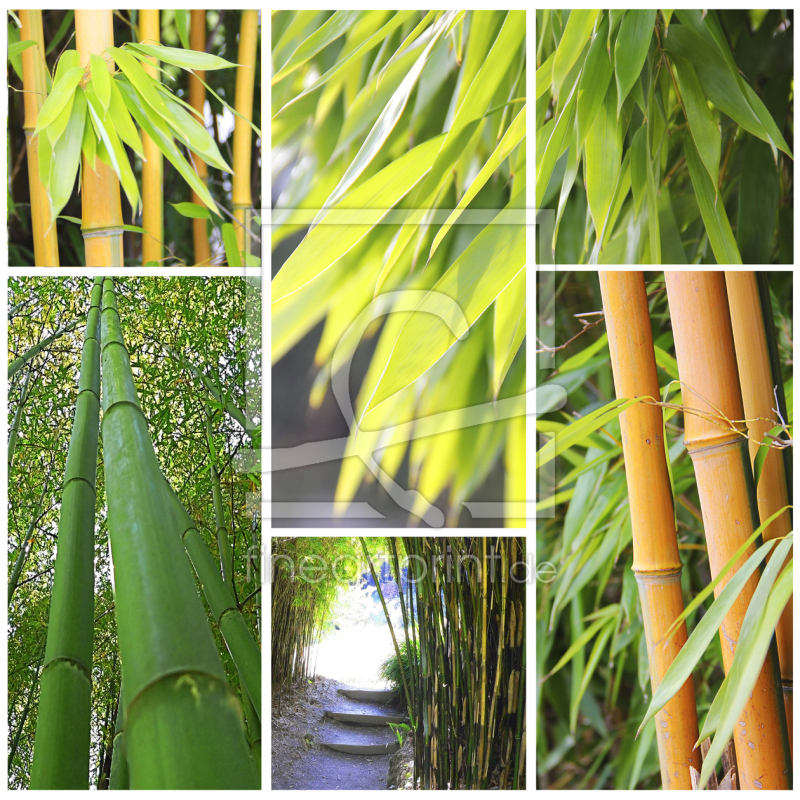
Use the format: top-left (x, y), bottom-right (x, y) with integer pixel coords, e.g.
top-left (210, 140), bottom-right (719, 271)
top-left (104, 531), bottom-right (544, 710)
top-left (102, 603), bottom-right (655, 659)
top-left (338, 689), bottom-right (398, 703)
top-left (320, 741), bottom-right (401, 755)
top-left (324, 710), bottom-right (408, 726)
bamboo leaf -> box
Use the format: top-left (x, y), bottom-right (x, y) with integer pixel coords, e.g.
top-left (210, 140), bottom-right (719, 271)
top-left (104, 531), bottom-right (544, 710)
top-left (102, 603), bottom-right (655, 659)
top-left (697, 669), bottom-right (729, 745)
top-left (34, 66), bottom-right (84, 136)
top-left (175, 11), bottom-right (190, 50)
top-left (170, 202), bottom-right (211, 220)
top-left (536, 51), bottom-right (555, 99)
top-left (127, 42), bottom-right (235, 72)
top-left (107, 78), bottom-right (144, 156)
top-left (553, 115), bottom-right (581, 255)
top-left (629, 125), bottom-right (646, 220)
top-left (672, 55), bottom-right (720, 189)
top-left (90, 53), bottom-right (111, 112)
top-left (576, 15), bottom-right (612, 146)
top-left (545, 605), bottom-right (620, 679)
top-left (638, 537), bottom-right (777, 735)
top-left (614, 10), bottom-right (655, 115)
top-left (364, 191), bottom-right (525, 417)
top-left (47, 88), bottom-right (87, 224)
top-left (551, 10), bottom-right (599, 101)
top-left (644, 98), bottom-right (661, 265)
top-left (222, 223), bottom-right (242, 267)
top-left (753, 424), bottom-right (784, 488)
top-left (699, 538), bottom-right (793, 790)
top-left (571, 618), bottom-right (614, 731)
top-left (272, 11), bottom-right (364, 85)
top-left (8, 39), bottom-right (37, 61)
top-left (45, 89), bottom-right (76, 149)
top-left (45, 10), bottom-right (74, 56)
top-left (536, 83), bottom-right (577, 208)
top-left (736, 138), bottom-right (779, 263)
top-left (493, 271), bottom-right (525, 399)
top-left (585, 81), bottom-right (622, 236)
top-left (684, 133), bottom-right (741, 263)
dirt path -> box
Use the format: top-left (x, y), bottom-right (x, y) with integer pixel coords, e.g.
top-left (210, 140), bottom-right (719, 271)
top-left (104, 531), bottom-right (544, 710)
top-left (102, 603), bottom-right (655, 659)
top-left (272, 677), bottom-right (398, 790)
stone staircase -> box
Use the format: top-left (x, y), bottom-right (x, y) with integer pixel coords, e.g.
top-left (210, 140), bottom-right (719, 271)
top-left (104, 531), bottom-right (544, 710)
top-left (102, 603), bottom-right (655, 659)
top-left (318, 688), bottom-right (406, 755)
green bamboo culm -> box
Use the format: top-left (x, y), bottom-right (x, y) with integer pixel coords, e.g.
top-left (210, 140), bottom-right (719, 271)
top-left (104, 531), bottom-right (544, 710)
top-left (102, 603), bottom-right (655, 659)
top-left (30, 277), bottom-right (103, 789)
top-left (8, 476), bottom-right (49, 604)
top-left (207, 413), bottom-right (234, 586)
top-left (99, 278), bottom-right (258, 789)
top-left (108, 686), bottom-right (129, 790)
top-left (8, 362), bottom-right (33, 468)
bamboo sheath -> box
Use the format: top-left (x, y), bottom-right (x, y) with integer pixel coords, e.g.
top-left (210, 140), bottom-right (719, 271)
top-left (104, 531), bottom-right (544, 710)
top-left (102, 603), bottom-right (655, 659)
top-left (599, 272), bottom-right (700, 789)
top-left (76, 11), bottom-right (123, 266)
top-left (189, 10), bottom-right (212, 266)
top-left (100, 279), bottom-right (257, 788)
top-left (666, 272), bottom-right (791, 789)
top-left (139, 10), bottom-right (163, 265)
top-left (725, 271), bottom-right (793, 756)
top-left (232, 10), bottom-right (259, 256)
top-left (19, 10), bottom-right (59, 266)
top-left (30, 278), bottom-right (103, 789)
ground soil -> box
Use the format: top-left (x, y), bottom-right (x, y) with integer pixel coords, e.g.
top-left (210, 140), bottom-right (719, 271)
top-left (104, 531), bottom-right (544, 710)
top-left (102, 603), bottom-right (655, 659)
top-left (272, 676), bottom-right (403, 790)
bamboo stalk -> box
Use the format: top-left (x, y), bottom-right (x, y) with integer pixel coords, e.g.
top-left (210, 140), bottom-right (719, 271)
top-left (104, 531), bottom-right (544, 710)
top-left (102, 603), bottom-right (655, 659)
top-left (8, 363), bottom-right (33, 468)
top-left (30, 277), bottom-right (103, 789)
top-left (8, 653), bottom-right (44, 772)
top-left (8, 477), bottom-right (48, 604)
top-left (100, 278), bottom-right (257, 788)
top-left (599, 271), bottom-right (700, 789)
top-left (76, 11), bottom-right (123, 265)
top-left (207, 414), bottom-right (234, 585)
top-left (232, 10), bottom-right (258, 257)
top-left (666, 271), bottom-right (790, 789)
top-left (725, 271), bottom-right (793, 758)
top-left (108, 686), bottom-right (129, 789)
top-left (139, 10), bottom-right (163, 265)
top-left (19, 10), bottom-right (59, 266)
top-left (189, 9), bottom-right (212, 266)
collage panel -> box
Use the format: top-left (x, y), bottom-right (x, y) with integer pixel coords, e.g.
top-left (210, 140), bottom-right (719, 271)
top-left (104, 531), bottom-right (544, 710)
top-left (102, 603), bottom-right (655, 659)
top-left (271, 535), bottom-right (527, 790)
top-left (7, 277), bottom-right (261, 788)
top-left (535, 10), bottom-right (792, 265)
top-left (8, 10), bottom-right (261, 266)
top-left (271, 10), bottom-right (527, 528)
top-left (536, 271), bottom-right (793, 789)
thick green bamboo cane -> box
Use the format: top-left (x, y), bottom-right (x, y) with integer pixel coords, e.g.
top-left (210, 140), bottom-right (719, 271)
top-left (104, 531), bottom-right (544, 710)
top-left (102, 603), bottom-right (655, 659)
top-left (108, 686), bottom-right (129, 790)
top-left (8, 363), bottom-right (33, 468)
top-left (8, 476), bottom-right (49, 604)
top-left (30, 277), bottom-right (103, 789)
top-left (99, 278), bottom-right (257, 789)
top-left (207, 414), bottom-right (234, 585)
top-left (8, 318), bottom-right (82, 379)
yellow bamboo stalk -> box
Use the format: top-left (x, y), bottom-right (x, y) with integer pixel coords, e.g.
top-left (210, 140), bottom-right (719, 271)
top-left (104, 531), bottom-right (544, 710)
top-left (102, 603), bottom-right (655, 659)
top-left (188, 10), bottom-right (211, 267)
top-left (232, 10), bottom-right (258, 257)
top-left (19, 10), bottom-right (60, 266)
top-left (666, 271), bottom-right (790, 790)
top-left (76, 10), bottom-right (123, 266)
top-left (599, 272), bottom-right (700, 789)
top-left (725, 271), bottom-right (793, 759)
top-left (139, 10), bottom-right (163, 266)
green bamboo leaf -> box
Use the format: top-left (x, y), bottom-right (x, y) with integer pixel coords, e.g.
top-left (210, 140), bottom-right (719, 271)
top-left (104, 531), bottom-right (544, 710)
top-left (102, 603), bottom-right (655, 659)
top-left (672, 54), bottom-right (720, 189)
top-left (107, 78), bottom-right (144, 156)
top-left (576, 14), bottom-right (612, 146)
top-left (45, 88), bottom-right (75, 149)
top-left (47, 88), bottom-right (86, 224)
top-left (34, 66), bottom-right (84, 136)
top-left (608, 10), bottom-right (625, 47)
top-left (364, 191), bottom-right (525, 417)
top-left (684, 133), bottom-right (741, 263)
top-left (537, 397), bottom-right (642, 468)
top-left (175, 11), bottom-right (190, 50)
top-left (190, 70), bottom-right (260, 137)
top-left (585, 80), bottom-right (622, 236)
top-left (493, 270), bottom-right (525, 399)
top-left (170, 202), bottom-right (211, 220)
top-left (272, 11), bottom-right (364, 85)
top-left (430, 105), bottom-right (525, 261)
top-left (53, 49), bottom-right (80, 83)
top-left (697, 669), bottom-right (729, 745)
top-left (80, 108), bottom-right (96, 171)
top-left (614, 10), bottom-right (655, 114)
top-left (8, 39), bottom-right (37, 61)
top-left (273, 133), bottom-right (442, 304)
top-left (630, 125), bottom-right (646, 219)
top-left (663, 25), bottom-right (792, 159)
top-left (699, 540), bottom-right (793, 790)
top-left (571, 619), bottom-right (614, 732)
top-left (536, 51), bottom-right (555, 99)
top-left (536, 84), bottom-right (577, 208)
top-left (553, 113), bottom-right (581, 254)
top-left (116, 79), bottom-right (219, 215)
top-left (45, 10), bottom-right (74, 55)
top-left (90, 54), bottom-right (111, 111)
top-left (551, 10), bottom-right (599, 100)
top-left (653, 345), bottom-right (679, 380)
top-left (737, 138), bottom-right (779, 263)
top-left (319, 11), bottom-right (462, 218)
top-left (590, 149), bottom-right (631, 263)
top-left (644, 98), bottom-right (661, 264)
top-left (638, 537), bottom-right (777, 736)
top-left (753, 424), bottom-right (784, 487)
top-left (545, 604), bottom-right (620, 679)
top-left (222, 224), bottom-right (242, 267)
top-left (127, 42), bottom-right (235, 72)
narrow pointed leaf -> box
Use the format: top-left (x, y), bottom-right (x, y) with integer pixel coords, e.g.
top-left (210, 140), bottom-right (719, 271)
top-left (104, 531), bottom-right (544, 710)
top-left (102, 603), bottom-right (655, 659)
top-left (47, 89), bottom-right (86, 223)
top-left (614, 10), bottom-right (655, 114)
top-left (34, 66), bottom-right (84, 135)
top-left (127, 42), bottom-right (235, 72)
top-left (576, 14), bottom-right (612, 146)
top-left (493, 270), bottom-right (526, 398)
top-left (90, 54), bottom-right (111, 111)
top-left (552, 10), bottom-right (599, 100)
top-left (585, 81), bottom-right (622, 235)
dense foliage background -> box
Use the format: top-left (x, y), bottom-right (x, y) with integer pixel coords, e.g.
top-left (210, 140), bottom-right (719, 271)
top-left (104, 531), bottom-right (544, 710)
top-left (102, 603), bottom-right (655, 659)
top-left (7, 10), bottom-right (262, 266)
top-left (536, 10), bottom-right (793, 264)
top-left (7, 277), bottom-right (260, 787)
top-left (535, 272), bottom-right (792, 788)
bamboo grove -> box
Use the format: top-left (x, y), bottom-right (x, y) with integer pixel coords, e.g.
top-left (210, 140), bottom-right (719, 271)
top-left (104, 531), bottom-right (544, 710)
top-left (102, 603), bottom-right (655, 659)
top-left (271, 536), bottom-right (526, 789)
top-left (536, 272), bottom-right (792, 789)
top-left (8, 10), bottom-right (262, 266)
top-left (8, 277), bottom-right (262, 788)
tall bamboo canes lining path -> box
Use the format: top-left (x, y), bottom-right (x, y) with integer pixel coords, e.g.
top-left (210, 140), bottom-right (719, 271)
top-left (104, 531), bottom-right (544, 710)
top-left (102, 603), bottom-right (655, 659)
top-left (271, 537), bottom-right (526, 790)
top-left (666, 272), bottom-right (791, 789)
top-left (24, 279), bottom-right (261, 789)
top-left (599, 272), bottom-right (700, 789)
